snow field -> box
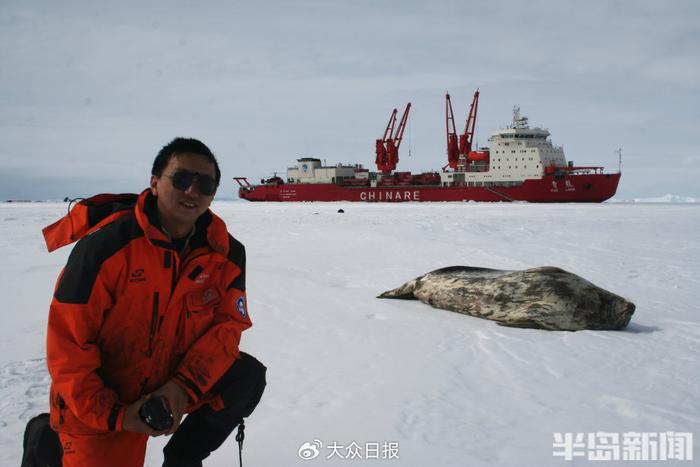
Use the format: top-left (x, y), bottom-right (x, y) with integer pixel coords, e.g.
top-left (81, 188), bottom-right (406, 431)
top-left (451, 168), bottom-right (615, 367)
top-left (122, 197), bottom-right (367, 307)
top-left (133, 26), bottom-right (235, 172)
top-left (1, 201), bottom-right (698, 466)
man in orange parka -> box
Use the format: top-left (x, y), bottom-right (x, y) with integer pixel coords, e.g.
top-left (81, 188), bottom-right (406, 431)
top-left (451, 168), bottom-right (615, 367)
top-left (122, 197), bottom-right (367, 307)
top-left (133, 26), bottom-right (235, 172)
top-left (44, 138), bottom-right (266, 467)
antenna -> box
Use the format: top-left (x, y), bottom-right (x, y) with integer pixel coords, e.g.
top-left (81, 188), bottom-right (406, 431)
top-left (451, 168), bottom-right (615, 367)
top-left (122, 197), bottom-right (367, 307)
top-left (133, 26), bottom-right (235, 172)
top-left (616, 148), bottom-right (622, 173)
top-left (512, 105), bottom-right (528, 129)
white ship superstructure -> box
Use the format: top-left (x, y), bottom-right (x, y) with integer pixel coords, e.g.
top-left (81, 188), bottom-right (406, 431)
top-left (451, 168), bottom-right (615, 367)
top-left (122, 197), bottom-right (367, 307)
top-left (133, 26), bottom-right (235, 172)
top-left (287, 158), bottom-right (368, 184)
top-left (440, 106), bottom-right (568, 187)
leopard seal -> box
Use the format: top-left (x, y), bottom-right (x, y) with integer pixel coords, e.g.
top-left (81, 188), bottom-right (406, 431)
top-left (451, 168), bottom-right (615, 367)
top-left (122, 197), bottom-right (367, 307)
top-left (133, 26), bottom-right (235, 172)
top-left (378, 266), bottom-right (635, 331)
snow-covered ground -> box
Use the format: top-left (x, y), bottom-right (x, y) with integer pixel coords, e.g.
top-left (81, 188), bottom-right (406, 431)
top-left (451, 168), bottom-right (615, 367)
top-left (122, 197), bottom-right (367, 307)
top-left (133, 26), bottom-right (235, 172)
top-left (1, 201), bottom-right (698, 466)
top-left (610, 194), bottom-right (700, 204)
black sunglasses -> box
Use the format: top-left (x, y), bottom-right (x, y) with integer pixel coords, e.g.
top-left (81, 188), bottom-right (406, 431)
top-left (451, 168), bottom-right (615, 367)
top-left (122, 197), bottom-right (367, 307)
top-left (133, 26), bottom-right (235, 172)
top-left (167, 170), bottom-right (218, 196)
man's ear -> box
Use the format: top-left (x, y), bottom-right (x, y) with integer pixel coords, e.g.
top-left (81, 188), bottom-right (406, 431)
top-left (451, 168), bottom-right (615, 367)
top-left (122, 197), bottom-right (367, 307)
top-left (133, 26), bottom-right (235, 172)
top-left (150, 175), bottom-right (158, 195)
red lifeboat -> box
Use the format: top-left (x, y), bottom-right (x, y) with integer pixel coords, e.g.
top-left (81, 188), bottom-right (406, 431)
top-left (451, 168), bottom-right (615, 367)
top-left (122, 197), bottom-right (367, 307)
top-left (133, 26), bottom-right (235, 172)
top-left (467, 150), bottom-right (489, 162)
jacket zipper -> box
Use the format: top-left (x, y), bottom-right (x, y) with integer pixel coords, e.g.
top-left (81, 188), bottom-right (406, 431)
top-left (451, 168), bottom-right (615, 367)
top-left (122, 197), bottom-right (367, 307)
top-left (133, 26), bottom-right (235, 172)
top-left (148, 291), bottom-right (159, 357)
top-left (170, 262), bottom-right (177, 300)
top-left (168, 250), bottom-right (205, 337)
top-left (58, 394), bottom-right (65, 425)
top-left (169, 250), bottom-right (205, 300)
top-left (139, 377), bottom-right (150, 394)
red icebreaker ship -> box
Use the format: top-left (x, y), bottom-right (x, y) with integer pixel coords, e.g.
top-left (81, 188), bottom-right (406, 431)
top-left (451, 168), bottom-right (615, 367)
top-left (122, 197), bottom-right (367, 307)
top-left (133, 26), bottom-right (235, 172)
top-left (236, 91), bottom-right (621, 202)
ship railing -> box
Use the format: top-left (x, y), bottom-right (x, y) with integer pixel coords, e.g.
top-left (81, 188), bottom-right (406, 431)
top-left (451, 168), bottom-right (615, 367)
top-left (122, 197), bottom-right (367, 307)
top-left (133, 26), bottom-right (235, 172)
top-left (547, 166), bottom-right (606, 176)
top-left (233, 177), bottom-right (252, 188)
top-left (565, 166), bottom-right (605, 175)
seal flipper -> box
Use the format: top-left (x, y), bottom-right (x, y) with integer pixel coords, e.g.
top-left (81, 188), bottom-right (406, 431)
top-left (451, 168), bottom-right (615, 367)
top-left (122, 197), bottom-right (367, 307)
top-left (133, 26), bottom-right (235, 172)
top-left (377, 278), bottom-right (419, 299)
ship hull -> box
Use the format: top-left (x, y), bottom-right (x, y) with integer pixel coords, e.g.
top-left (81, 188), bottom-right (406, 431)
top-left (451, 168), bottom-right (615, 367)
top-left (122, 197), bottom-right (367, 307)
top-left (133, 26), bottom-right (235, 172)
top-left (239, 173), bottom-right (621, 203)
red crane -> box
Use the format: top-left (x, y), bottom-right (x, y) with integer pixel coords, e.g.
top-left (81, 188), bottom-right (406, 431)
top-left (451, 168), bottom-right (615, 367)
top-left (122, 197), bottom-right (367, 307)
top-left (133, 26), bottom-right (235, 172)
top-left (445, 89), bottom-right (485, 170)
top-left (375, 108), bottom-right (397, 172)
top-left (460, 89), bottom-right (480, 156)
top-left (376, 102), bottom-right (411, 173)
top-left (445, 93), bottom-right (460, 170)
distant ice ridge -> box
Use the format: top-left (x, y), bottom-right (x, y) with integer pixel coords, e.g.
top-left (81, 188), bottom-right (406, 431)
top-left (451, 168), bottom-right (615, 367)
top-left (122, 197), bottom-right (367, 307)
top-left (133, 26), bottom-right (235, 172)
top-left (610, 194), bottom-right (699, 203)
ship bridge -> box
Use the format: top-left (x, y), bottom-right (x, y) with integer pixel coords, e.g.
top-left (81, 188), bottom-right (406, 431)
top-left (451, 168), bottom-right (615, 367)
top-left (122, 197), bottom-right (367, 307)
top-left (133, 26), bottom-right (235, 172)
top-left (489, 106), bottom-right (551, 141)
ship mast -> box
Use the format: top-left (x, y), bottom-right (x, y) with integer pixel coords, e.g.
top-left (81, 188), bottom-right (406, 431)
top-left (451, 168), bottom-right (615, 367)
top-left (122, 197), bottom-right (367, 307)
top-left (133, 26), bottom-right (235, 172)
top-left (512, 105), bottom-right (529, 129)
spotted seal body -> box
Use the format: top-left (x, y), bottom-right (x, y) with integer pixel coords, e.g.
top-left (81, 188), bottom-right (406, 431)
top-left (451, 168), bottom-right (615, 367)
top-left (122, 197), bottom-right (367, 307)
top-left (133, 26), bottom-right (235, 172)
top-left (378, 266), bottom-right (635, 331)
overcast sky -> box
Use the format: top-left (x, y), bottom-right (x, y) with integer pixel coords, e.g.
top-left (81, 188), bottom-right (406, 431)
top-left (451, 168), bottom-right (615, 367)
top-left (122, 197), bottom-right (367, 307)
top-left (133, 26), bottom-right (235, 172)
top-left (1, 0), bottom-right (698, 200)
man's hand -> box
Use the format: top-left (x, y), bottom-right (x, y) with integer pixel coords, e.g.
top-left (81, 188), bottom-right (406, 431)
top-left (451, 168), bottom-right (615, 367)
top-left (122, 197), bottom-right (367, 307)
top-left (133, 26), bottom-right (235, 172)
top-left (150, 380), bottom-right (191, 435)
top-left (122, 395), bottom-right (169, 437)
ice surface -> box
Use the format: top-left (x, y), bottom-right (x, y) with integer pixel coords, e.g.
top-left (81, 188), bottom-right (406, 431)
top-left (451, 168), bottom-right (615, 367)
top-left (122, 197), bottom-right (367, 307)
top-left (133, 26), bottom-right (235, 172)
top-left (1, 201), bottom-right (698, 466)
top-left (610, 194), bottom-right (700, 204)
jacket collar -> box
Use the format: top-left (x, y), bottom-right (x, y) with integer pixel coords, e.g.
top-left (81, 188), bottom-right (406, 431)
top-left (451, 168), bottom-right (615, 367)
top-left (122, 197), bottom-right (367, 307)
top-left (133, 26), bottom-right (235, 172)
top-left (135, 190), bottom-right (229, 256)
top-left (43, 189), bottom-right (230, 258)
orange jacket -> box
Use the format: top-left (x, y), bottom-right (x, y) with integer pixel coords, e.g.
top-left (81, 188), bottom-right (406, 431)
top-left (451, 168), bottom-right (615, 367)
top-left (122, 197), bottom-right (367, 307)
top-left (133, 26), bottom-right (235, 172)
top-left (43, 190), bottom-right (251, 434)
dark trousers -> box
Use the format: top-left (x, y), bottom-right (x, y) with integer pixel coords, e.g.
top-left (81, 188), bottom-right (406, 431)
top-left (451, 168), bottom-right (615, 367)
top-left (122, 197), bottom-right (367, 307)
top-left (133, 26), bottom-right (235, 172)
top-left (163, 352), bottom-right (267, 467)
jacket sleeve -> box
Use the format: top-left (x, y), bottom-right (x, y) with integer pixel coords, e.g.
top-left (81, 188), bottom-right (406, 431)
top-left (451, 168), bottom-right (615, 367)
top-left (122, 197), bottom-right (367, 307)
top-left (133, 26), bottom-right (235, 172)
top-left (173, 240), bottom-right (252, 402)
top-left (47, 242), bottom-right (126, 432)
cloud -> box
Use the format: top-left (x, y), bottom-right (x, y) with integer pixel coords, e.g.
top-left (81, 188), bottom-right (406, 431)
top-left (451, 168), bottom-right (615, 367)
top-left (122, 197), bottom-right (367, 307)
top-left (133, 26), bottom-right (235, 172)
top-left (682, 154), bottom-right (700, 166)
top-left (0, 0), bottom-right (699, 199)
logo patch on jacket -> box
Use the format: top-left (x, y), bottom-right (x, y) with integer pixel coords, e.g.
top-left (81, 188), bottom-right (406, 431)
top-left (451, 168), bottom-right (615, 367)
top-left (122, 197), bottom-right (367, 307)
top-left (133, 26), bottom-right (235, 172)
top-left (201, 288), bottom-right (219, 305)
top-left (195, 272), bottom-right (210, 285)
top-left (236, 297), bottom-right (247, 318)
top-left (129, 269), bottom-right (146, 282)
top-left (186, 288), bottom-right (221, 310)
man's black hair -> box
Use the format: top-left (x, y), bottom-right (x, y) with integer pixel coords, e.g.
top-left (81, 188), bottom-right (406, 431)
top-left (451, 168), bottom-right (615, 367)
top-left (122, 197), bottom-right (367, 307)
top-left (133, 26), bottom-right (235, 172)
top-left (152, 137), bottom-right (221, 185)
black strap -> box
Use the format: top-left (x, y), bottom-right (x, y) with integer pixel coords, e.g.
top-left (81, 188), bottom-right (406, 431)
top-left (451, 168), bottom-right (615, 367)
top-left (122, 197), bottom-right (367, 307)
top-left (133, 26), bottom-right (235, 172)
top-left (235, 420), bottom-right (245, 467)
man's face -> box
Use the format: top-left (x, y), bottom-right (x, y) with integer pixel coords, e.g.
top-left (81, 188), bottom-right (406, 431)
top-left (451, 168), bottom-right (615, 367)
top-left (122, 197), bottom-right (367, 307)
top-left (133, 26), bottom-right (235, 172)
top-left (150, 152), bottom-right (218, 234)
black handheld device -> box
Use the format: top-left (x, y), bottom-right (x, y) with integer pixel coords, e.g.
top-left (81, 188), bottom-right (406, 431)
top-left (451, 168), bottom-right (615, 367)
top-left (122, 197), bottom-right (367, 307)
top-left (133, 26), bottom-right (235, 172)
top-left (138, 396), bottom-right (174, 431)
